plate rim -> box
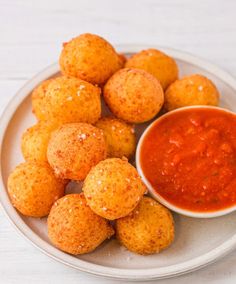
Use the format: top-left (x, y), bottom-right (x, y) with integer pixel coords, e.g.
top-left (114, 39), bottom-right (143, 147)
top-left (1, 45), bottom-right (236, 281)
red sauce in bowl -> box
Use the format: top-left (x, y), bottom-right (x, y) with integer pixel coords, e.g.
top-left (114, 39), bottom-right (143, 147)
top-left (140, 107), bottom-right (236, 212)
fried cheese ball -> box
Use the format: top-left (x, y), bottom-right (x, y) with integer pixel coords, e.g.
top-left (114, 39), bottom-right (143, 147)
top-left (7, 162), bottom-right (65, 217)
top-left (48, 193), bottom-right (114, 255)
top-left (47, 123), bottom-right (107, 181)
top-left (125, 49), bottom-right (178, 90)
top-left (83, 158), bottom-right (146, 220)
top-left (103, 68), bottom-right (164, 123)
top-left (21, 121), bottom-right (59, 163)
top-left (35, 76), bottom-right (101, 124)
top-left (95, 117), bottom-right (136, 159)
top-left (59, 33), bottom-right (121, 85)
top-left (32, 79), bottom-right (53, 121)
top-left (116, 197), bottom-right (175, 255)
top-left (164, 74), bottom-right (220, 111)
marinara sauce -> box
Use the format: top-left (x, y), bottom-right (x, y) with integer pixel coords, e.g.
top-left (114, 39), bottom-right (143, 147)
top-left (140, 108), bottom-right (236, 212)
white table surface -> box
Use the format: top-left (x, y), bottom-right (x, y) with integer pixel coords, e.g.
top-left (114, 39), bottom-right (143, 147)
top-left (1, 0), bottom-right (236, 283)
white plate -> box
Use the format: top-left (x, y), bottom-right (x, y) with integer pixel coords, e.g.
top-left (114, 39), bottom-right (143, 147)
top-left (1, 45), bottom-right (236, 282)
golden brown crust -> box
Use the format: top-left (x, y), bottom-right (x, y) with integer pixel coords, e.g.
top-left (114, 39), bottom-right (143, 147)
top-left (59, 33), bottom-right (121, 85)
top-left (103, 68), bottom-right (164, 123)
top-left (21, 121), bottom-right (60, 163)
top-left (82, 158), bottom-right (146, 220)
top-left (116, 196), bottom-right (175, 255)
top-left (47, 123), bottom-right (107, 181)
top-left (7, 162), bottom-right (65, 217)
top-left (125, 48), bottom-right (178, 90)
top-left (95, 117), bottom-right (136, 159)
top-left (33, 76), bottom-right (101, 125)
top-left (164, 74), bottom-right (220, 111)
top-left (32, 79), bottom-right (53, 120)
top-left (48, 193), bottom-right (114, 255)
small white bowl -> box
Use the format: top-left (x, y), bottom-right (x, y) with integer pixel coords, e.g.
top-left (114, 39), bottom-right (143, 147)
top-left (136, 105), bottom-right (236, 218)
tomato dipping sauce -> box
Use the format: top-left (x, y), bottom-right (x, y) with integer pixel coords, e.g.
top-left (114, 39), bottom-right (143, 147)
top-left (140, 107), bottom-right (236, 213)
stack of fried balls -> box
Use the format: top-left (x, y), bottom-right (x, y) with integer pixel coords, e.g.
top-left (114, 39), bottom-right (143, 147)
top-left (8, 33), bottom-right (220, 256)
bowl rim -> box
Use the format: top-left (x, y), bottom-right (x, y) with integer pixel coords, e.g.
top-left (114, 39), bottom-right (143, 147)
top-left (1, 45), bottom-right (236, 281)
top-left (136, 105), bottom-right (236, 218)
